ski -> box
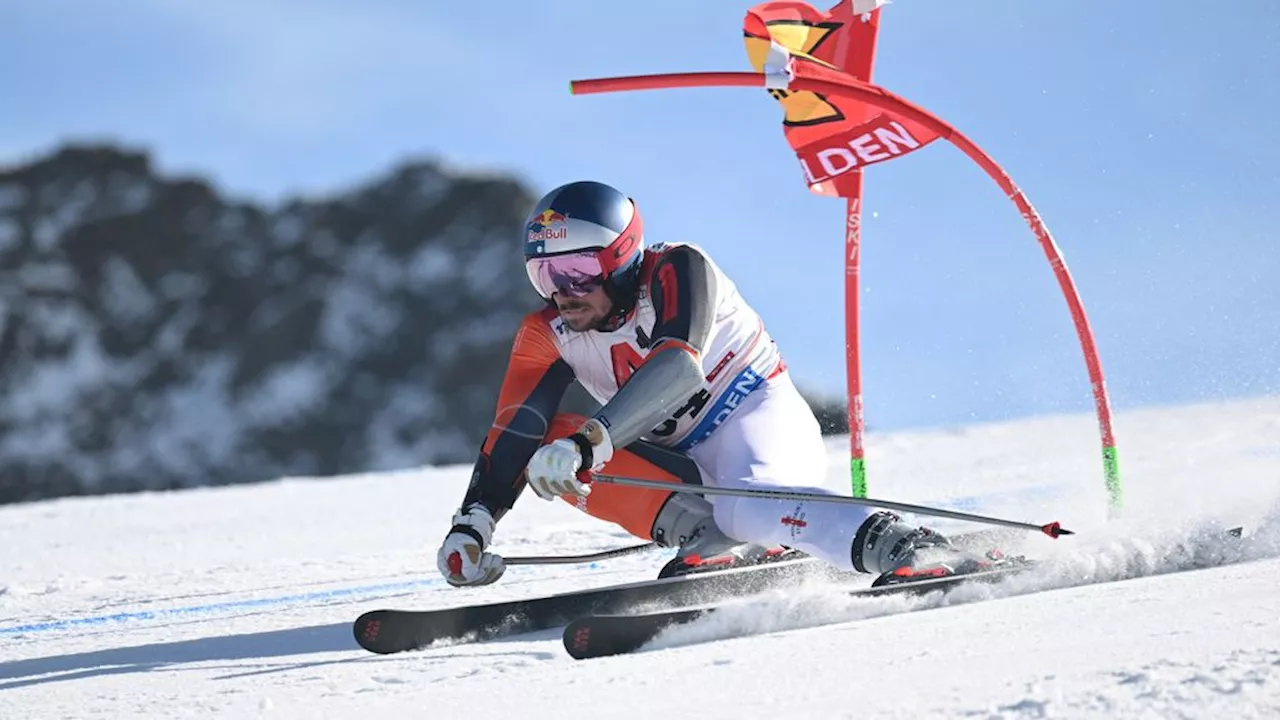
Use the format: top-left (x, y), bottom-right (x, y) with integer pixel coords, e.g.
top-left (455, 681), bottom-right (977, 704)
top-left (352, 526), bottom-right (1028, 654)
top-left (353, 554), bottom-right (848, 654)
top-left (562, 560), bottom-right (1039, 660)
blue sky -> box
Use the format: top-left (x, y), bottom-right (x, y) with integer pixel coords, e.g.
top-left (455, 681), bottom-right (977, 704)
top-left (2, 0), bottom-right (1277, 433)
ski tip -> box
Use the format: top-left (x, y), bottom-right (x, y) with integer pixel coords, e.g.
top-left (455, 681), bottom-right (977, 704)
top-left (1041, 521), bottom-right (1073, 538)
top-left (353, 613), bottom-right (382, 652)
top-left (353, 609), bottom-right (413, 654)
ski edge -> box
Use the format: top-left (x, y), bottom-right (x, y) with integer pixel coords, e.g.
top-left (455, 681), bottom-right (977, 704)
top-left (562, 560), bottom-right (1039, 660)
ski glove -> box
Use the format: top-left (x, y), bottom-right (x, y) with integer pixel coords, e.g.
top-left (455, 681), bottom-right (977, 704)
top-left (436, 504), bottom-right (506, 587)
top-left (526, 420), bottom-right (614, 501)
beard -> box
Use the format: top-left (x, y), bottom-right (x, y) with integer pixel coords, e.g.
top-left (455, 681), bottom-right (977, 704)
top-left (556, 299), bottom-right (590, 312)
top-left (557, 302), bottom-right (600, 331)
top-left (561, 312), bottom-right (598, 332)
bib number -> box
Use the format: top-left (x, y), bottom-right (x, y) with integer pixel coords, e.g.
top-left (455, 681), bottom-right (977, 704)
top-left (649, 388), bottom-right (711, 437)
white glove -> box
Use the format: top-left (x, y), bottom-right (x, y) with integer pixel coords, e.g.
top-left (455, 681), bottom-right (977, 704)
top-left (436, 504), bottom-right (506, 587)
top-left (526, 420), bottom-right (614, 501)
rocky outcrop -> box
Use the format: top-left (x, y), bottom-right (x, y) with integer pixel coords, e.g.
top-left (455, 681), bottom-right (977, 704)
top-left (0, 145), bottom-right (542, 503)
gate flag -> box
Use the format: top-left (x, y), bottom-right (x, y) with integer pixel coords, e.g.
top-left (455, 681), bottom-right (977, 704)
top-left (744, 1), bottom-right (941, 198)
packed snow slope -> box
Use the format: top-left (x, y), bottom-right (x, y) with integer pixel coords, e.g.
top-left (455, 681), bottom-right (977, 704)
top-left (3, 394), bottom-right (1280, 719)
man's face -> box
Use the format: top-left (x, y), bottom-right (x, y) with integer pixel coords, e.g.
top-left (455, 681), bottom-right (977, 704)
top-left (554, 284), bottom-right (612, 332)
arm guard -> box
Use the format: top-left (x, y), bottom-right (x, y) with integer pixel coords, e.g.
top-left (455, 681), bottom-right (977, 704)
top-left (591, 246), bottom-right (718, 449)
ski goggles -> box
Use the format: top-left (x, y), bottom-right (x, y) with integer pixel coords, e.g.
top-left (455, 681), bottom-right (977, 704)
top-left (525, 251), bottom-right (608, 299)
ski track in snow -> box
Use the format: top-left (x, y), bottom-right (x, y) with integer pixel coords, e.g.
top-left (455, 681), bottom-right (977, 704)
top-left (2, 395), bottom-right (1280, 719)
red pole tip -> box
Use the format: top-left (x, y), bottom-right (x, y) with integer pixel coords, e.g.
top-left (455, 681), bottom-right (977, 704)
top-left (1041, 521), bottom-right (1073, 538)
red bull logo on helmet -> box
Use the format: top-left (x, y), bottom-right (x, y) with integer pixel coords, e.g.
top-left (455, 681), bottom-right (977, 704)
top-left (527, 209), bottom-right (568, 244)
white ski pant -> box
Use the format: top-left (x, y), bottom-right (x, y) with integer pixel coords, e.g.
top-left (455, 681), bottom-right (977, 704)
top-left (687, 372), bottom-right (873, 571)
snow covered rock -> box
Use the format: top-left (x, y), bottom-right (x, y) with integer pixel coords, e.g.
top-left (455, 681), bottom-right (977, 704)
top-left (0, 145), bottom-right (544, 503)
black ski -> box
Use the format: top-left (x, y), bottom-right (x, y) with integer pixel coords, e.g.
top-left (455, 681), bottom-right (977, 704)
top-left (352, 526), bottom-right (1031, 655)
top-left (562, 561), bottom-right (1038, 660)
top-left (354, 555), bottom-right (849, 654)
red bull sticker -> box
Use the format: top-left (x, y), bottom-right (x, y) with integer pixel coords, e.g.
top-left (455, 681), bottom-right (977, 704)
top-left (527, 209), bottom-right (568, 244)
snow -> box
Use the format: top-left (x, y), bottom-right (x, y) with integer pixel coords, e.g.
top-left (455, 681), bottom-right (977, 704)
top-left (0, 218), bottom-right (19, 253)
top-left (2, 329), bottom-right (111, 423)
top-left (18, 262), bottom-right (78, 292)
top-left (238, 359), bottom-right (331, 425)
top-left (31, 218), bottom-right (61, 252)
top-left (408, 242), bottom-right (457, 284)
top-left (407, 165), bottom-right (450, 207)
top-left (136, 355), bottom-right (241, 477)
top-left (2, 394), bottom-right (1280, 719)
top-left (105, 172), bottom-right (153, 214)
top-left (270, 212), bottom-right (307, 249)
top-left (100, 256), bottom-right (158, 325)
top-left (463, 241), bottom-right (512, 297)
top-left (318, 244), bottom-right (402, 352)
top-left (362, 387), bottom-right (443, 472)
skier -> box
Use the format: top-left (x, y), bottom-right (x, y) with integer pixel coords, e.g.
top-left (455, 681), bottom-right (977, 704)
top-left (436, 180), bottom-right (991, 588)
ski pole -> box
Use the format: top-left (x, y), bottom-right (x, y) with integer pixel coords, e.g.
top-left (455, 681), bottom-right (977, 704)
top-left (587, 473), bottom-right (1073, 538)
top-left (504, 541), bottom-right (659, 566)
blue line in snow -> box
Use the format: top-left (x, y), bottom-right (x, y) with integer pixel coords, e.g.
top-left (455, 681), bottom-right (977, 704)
top-left (0, 576), bottom-right (442, 635)
top-left (0, 561), bottom-right (620, 636)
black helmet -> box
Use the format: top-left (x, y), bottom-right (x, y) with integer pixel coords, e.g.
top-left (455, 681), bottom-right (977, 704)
top-left (522, 181), bottom-right (645, 329)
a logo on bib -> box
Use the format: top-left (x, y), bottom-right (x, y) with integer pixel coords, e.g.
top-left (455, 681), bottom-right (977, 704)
top-left (673, 367), bottom-right (766, 451)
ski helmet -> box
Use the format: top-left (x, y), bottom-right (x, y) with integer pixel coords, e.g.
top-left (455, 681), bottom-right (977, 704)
top-left (522, 180), bottom-right (645, 329)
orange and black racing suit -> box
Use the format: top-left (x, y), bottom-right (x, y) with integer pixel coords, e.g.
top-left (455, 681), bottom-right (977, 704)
top-left (457, 247), bottom-right (718, 540)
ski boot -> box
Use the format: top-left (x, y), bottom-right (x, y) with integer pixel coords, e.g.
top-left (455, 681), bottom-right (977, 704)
top-left (650, 492), bottom-right (802, 579)
top-left (851, 511), bottom-right (1007, 588)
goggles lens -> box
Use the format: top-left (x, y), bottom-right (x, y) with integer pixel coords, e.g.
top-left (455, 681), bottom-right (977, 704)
top-left (526, 251), bottom-right (606, 298)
